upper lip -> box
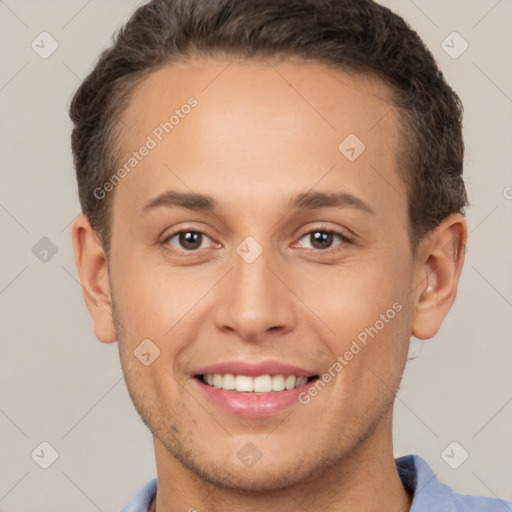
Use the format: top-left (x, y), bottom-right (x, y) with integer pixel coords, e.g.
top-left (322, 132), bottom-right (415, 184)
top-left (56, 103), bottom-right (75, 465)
top-left (193, 360), bottom-right (318, 378)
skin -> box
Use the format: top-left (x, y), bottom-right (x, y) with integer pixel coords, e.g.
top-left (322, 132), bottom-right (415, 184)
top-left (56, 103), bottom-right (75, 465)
top-left (72, 57), bottom-right (467, 511)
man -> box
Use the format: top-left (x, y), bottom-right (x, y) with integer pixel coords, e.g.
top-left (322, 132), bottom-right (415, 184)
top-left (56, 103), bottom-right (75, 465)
top-left (69, 0), bottom-right (510, 510)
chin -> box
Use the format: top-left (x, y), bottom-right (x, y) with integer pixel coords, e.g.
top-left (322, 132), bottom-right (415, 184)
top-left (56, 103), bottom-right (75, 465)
top-left (163, 436), bottom-right (313, 493)
top-left (188, 462), bottom-right (310, 494)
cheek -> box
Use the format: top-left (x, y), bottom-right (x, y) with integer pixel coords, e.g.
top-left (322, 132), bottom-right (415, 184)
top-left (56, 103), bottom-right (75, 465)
top-left (295, 254), bottom-right (412, 378)
top-left (110, 254), bottom-right (210, 337)
top-left (297, 259), bottom-right (408, 330)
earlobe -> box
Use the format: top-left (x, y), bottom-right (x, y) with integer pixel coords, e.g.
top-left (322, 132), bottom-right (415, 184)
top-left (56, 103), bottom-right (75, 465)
top-left (411, 214), bottom-right (467, 340)
top-left (72, 214), bottom-right (117, 344)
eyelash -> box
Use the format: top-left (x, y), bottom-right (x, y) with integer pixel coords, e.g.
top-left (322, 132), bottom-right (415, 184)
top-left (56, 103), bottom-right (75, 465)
top-left (162, 229), bottom-right (219, 252)
top-left (294, 228), bottom-right (353, 252)
top-left (161, 226), bottom-right (354, 253)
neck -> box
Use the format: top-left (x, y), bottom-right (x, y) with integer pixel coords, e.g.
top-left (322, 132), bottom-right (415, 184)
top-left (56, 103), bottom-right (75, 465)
top-left (151, 414), bottom-right (412, 512)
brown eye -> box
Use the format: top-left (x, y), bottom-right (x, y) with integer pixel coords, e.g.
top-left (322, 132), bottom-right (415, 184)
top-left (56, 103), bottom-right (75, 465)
top-left (310, 231), bottom-right (334, 249)
top-left (297, 230), bottom-right (349, 250)
top-left (167, 231), bottom-right (208, 250)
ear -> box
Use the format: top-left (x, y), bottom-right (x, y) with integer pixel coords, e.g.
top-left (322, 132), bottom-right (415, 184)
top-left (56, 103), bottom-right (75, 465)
top-left (411, 213), bottom-right (467, 340)
top-left (72, 214), bottom-right (116, 344)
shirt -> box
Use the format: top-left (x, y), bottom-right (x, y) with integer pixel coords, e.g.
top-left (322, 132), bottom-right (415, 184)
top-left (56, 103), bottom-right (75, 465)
top-left (119, 454), bottom-right (511, 511)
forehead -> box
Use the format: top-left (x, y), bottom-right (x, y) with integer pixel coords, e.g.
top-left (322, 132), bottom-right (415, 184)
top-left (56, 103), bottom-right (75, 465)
top-left (114, 57), bottom-right (406, 223)
top-left (121, 56), bottom-right (398, 145)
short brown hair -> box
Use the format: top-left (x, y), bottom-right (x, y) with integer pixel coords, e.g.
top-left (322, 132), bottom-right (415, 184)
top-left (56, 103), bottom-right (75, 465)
top-left (69, 0), bottom-right (468, 255)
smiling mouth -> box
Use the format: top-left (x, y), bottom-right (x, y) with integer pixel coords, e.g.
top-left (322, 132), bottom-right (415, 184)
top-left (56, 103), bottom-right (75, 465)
top-left (195, 374), bottom-right (319, 393)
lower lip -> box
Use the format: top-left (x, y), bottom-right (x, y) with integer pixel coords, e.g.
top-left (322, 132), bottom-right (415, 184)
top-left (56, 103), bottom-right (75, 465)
top-left (193, 377), bottom-right (315, 418)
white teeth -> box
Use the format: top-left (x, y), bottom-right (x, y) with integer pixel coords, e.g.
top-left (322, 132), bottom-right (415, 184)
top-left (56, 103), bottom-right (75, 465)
top-left (253, 375), bottom-right (272, 393)
top-left (213, 374), bottom-right (223, 388)
top-left (285, 376), bottom-right (296, 390)
top-left (202, 373), bottom-right (312, 392)
top-left (296, 377), bottom-right (308, 387)
top-left (271, 375), bottom-right (285, 391)
top-left (223, 373), bottom-right (235, 390)
top-left (235, 375), bottom-right (253, 392)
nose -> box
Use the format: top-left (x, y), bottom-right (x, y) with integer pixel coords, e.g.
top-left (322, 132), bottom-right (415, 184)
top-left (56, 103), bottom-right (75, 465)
top-left (213, 248), bottom-right (298, 342)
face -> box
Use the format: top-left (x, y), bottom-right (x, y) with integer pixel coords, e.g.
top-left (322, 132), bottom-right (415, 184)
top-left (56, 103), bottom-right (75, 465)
top-left (106, 57), bottom-right (415, 491)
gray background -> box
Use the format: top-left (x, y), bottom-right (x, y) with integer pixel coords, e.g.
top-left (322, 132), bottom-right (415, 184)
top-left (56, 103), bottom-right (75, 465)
top-left (1, 0), bottom-right (511, 510)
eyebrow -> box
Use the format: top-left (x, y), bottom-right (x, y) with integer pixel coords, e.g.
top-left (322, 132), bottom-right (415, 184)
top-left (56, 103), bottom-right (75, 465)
top-left (141, 191), bottom-right (215, 214)
top-left (141, 190), bottom-right (375, 216)
top-left (291, 191), bottom-right (375, 215)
